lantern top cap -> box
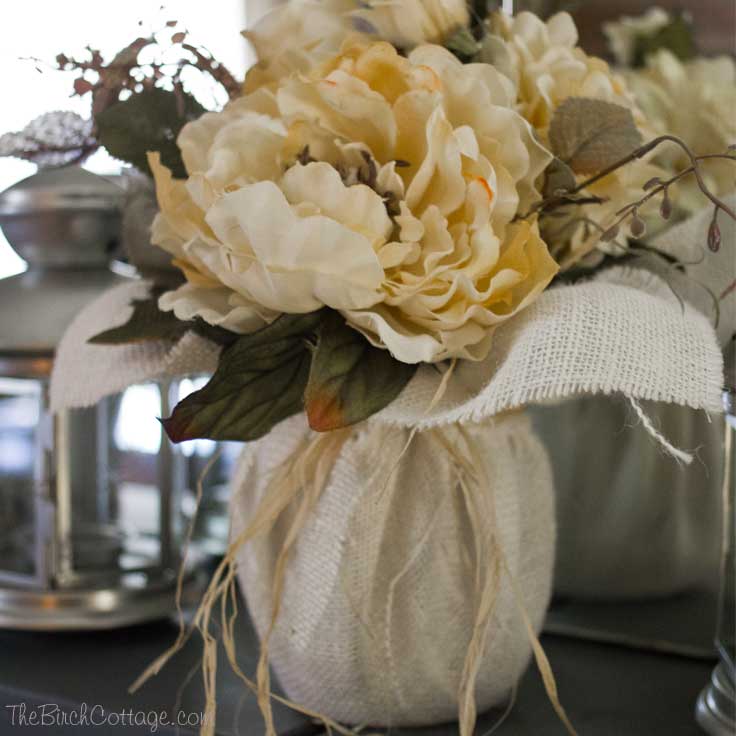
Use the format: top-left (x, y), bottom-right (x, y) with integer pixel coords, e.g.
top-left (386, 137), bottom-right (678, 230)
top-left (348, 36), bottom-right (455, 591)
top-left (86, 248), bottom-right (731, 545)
top-left (0, 166), bottom-right (127, 357)
top-left (0, 166), bottom-right (123, 218)
top-left (0, 166), bottom-right (124, 270)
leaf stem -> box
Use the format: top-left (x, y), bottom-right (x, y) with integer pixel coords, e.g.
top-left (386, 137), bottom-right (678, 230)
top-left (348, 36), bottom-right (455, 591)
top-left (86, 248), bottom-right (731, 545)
top-left (566, 136), bottom-right (665, 195)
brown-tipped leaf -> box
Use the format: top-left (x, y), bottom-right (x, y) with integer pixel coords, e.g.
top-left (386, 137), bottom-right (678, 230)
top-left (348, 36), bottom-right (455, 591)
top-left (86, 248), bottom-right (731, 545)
top-left (162, 312), bottom-right (323, 443)
top-left (304, 312), bottom-right (416, 432)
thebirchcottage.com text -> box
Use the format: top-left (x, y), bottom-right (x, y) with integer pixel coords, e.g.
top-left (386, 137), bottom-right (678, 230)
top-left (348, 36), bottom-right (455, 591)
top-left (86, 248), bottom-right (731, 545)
top-left (5, 702), bottom-right (210, 732)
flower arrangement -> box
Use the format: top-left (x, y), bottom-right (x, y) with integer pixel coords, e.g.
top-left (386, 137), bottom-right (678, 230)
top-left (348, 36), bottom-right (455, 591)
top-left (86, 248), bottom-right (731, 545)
top-left (62, 2), bottom-right (732, 444)
top-left (34, 3), bottom-right (734, 735)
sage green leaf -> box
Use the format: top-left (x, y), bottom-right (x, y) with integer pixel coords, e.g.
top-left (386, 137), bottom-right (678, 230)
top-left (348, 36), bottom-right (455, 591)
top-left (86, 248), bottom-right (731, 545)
top-left (632, 15), bottom-right (696, 68)
top-left (543, 157), bottom-right (577, 199)
top-left (89, 288), bottom-right (240, 348)
top-left (549, 97), bottom-right (643, 176)
top-left (305, 312), bottom-right (416, 432)
top-left (476, 33), bottom-right (515, 79)
top-left (445, 25), bottom-right (481, 62)
top-left (88, 294), bottom-right (190, 345)
top-left (95, 88), bottom-right (205, 178)
top-left (162, 313), bottom-right (323, 443)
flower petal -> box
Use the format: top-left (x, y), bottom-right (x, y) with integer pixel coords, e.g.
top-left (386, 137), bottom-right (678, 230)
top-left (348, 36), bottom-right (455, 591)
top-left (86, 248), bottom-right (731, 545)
top-left (158, 282), bottom-right (274, 334)
top-left (281, 162), bottom-right (393, 244)
top-left (205, 182), bottom-right (385, 313)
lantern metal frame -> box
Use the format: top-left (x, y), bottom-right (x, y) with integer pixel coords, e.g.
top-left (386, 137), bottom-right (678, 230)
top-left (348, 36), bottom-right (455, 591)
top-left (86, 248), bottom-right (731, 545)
top-left (0, 355), bottom-right (204, 630)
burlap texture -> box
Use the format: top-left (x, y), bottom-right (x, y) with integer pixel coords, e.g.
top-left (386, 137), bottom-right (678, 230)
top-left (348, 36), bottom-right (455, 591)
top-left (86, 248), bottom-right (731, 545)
top-left (231, 412), bottom-right (555, 726)
top-left (49, 279), bottom-right (220, 413)
top-left (50, 267), bottom-right (722, 417)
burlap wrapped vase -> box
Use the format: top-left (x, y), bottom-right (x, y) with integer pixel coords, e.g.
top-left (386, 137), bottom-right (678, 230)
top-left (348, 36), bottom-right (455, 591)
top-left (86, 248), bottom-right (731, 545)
top-left (50, 263), bottom-right (722, 733)
top-left (232, 412), bottom-right (555, 726)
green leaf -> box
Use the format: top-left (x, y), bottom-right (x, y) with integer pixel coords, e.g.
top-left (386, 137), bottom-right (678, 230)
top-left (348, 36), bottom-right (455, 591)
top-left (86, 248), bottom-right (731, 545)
top-left (89, 288), bottom-right (240, 348)
top-left (190, 321), bottom-right (240, 348)
top-left (632, 15), bottom-right (696, 68)
top-left (95, 88), bottom-right (205, 178)
top-left (304, 312), bottom-right (416, 432)
top-left (162, 313), bottom-right (323, 443)
top-left (88, 294), bottom-right (190, 345)
top-left (549, 97), bottom-right (643, 176)
top-left (476, 33), bottom-right (514, 79)
top-left (445, 25), bottom-right (481, 62)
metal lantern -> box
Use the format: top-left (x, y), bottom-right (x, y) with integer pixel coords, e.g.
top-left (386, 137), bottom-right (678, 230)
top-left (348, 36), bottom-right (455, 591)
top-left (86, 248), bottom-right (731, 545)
top-left (0, 166), bottom-right (231, 630)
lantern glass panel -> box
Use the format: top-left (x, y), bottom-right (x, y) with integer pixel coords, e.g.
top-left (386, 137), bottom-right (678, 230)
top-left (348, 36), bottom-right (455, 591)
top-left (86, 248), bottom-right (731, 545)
top-left (175, 377), bottom-right (239, 555)
top-left (0, 376), bottom-right (42, 580)
top-left (61, 387), bottom-right (169, 586)
top-left (0, 371), bottom-right (234, 604)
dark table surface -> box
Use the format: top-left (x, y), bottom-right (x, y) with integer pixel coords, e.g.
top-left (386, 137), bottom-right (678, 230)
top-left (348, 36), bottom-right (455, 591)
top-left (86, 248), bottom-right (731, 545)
top-left (0, 594), bottom-right (715, 736)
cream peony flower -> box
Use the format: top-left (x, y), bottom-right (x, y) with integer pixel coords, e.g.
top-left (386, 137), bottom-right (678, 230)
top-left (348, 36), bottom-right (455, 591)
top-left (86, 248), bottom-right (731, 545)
top-left (151, 41), bottom-right (557, 364)
top-left (243, 0), bottom-right (469, 93)
top-left (487, 11), bottom-right (640, 139)
top-left (242, 0), bottom-right (352, 94)
top-left (625, 50), bottom-right (736, 216)
top-left (148, 151), bottom-right (278, 333)
top-left (350, 0), bottom-right (470, 48)
top-left (487, 11), bottom-right (662, 262)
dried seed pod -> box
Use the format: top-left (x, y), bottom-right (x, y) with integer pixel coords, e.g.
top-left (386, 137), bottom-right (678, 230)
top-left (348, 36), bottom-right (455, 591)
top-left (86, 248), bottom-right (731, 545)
top-left (660, 191), bottom-right (672, 221)
top-left (643, 177), bottom-right (662, 191)
top-left (708, 217), bottom-right (722, 252)
top-left (630, 214), bottom-right (646, 238)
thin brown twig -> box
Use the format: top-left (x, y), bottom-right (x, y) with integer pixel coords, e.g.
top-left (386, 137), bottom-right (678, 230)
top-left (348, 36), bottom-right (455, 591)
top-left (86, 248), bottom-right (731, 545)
top-left (721, 279), bottom-right (736, 302)
top-left (518, 136), bottom-right (736, 224)
top-left (613, 168), bottom-right (693, 219)
top-left (667, 144), bottom-right (736, 219)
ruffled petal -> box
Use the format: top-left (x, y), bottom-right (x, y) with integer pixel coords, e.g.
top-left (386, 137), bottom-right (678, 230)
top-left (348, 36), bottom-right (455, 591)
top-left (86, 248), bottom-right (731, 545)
top-left (281, 162), bottom-right (393, 244)
top-left (158, 282), bottom-right (274, 334)
top-left (205, 182), bottom-right (385, 313)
